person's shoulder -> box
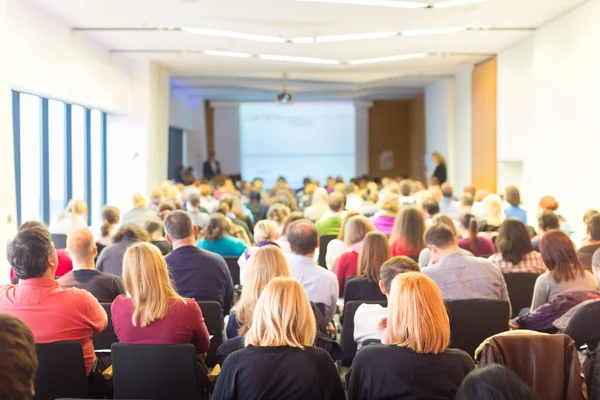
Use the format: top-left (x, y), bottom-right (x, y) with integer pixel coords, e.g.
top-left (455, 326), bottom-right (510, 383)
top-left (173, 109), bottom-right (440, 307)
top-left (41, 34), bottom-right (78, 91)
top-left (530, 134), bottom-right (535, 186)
top-left (112, 294), bottom-right (131, 308)
top-left (444, 348), bottom-right (475, 367)
top-left (354, 343), bottom-right (396, 362)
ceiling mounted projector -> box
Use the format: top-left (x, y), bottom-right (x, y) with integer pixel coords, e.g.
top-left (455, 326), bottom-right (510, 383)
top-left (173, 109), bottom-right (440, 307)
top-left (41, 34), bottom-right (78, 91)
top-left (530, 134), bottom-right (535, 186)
top-left (277, 91), bottom-right (294, 104)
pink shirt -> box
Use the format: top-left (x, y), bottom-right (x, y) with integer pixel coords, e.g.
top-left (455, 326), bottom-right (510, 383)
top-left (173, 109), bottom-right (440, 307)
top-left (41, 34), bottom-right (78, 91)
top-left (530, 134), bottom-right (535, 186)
top-left (0, 278), bottom-right (107, 375)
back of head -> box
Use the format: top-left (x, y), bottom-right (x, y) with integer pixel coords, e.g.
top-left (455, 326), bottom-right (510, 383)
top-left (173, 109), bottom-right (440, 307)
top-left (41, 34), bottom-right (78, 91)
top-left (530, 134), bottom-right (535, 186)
top-left (425, 223), bottom-right (457, 249)
top-left (497, 218), bottom-right (533, 265)
top-left (281, 211), bottom-right (305, 236)
top-left (66, 227), bottom-right (96, 264)
top-left (379, 191), bottom-right (400, 214)
top-left (18, 221), bottom-right (46, 232)
top-left (267, 203), bottom-right (291, 225)
top-left (441, 182), bottom-right (453, 198)
top-left (113, 223), bottom-right (149, 244)
top-left (287, 220), bottom-right (318, 256)
top-left (391, 207), bottom-right (426, 252)
top-left (380, 256), bottom-right (421, 293)
top-left (337, 211), bottom-right (359, 241)
top-left (0, 314), bottom-right (38, 400)
top-left (399, 180), bottom-right (412, 197)
top-left (539, 195), bottom-right (559, 211)
top-left (254, 220), bottom-right (278, 243)
top-left (145, 220), bottom-right (165, 239)
top-left (459, 213), bottom-right (479, 252)
top-left (463, 186), bottom-right (476, 197)
top-left (483, 194), bottom-right (504, 225)
top-left (540, 230), bottom-right (583, 282)
top-left (460, 194), bottom-right (474, 208)
top-left (422, 198), bottom-right (440, 216)
top-left (245, 277), bottom-right (316, 348)
top-left (387, 272), bottom-right (449, 354)
top-left (588, 213), bottom-right (600, 241)
top-left (8, 226), bottom-right (54, 280)
top-left (358, 231), bottom-right (391, 282)
top-left (344, 215), bottom-right (375, 245)
top-left (538, 210), bottom-right (560, 232)
top-left (328, 191), bottom-right (346, 212)
top-left (344, 182), bottom-right (358, 196)
top-left (65, 199), bottom-right (88, 219)
top-left (455, 364), bottom-right (539, 400)
top-left (101, 206), bottom-right (120, 237)
top-left (311, 188), bottom-right (328, 206)
top-left (505, 186), bottom-right (521, 207)
top-left (132, 193), bottom-right (147, 208)
top-left (187, 193), bottom-right (201, 208)
top-left (163, 210), bottom-right (194, 241)
top-left (204, 213), bottom-right (229, 242)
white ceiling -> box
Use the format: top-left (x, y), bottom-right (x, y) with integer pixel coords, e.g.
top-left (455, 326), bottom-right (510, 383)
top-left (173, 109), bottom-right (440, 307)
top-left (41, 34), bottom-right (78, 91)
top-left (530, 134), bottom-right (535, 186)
top-left (26, 0), bottom-right (586, 101)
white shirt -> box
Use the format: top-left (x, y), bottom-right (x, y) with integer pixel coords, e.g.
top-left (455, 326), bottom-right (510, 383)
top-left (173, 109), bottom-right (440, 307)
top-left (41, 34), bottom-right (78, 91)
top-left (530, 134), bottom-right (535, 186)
top-left (288, 254), bottom-right (339, 322)
top-left (325, 239), bottom-right (349, 271)
top-left (353, 303), bottom-right (387, 348)
top-left (49, 213), bottom-right (88, 235)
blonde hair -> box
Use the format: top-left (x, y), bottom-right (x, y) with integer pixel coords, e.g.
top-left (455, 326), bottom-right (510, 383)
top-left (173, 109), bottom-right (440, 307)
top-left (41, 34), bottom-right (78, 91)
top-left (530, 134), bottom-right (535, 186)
top-left (483, 194), bottom-right (505, 227)
top-left (344, 215), bottom-right (376, 245)
top-left (254, 220), bottom-right (279, 243)
top-left (245, 277), bottom-right (316, 348)
top-left (387, 272), bottom-right (450, 354)
top-left (235, 247), bottom-right (291, 335)
top-left (267, 204), bottom-right (291, 226)
top-left (379, 191), bottom-right (400, 214)
top-left (60, 199), bottom-right (88, 222)
top-left (122, 242), bottom-right (185, 328)
top-left (337, 211), bottom-right (360, 241)
top-left (132, 193), bottom-right (147, 208)
top-left (358, 231), bottom-right (391, 282)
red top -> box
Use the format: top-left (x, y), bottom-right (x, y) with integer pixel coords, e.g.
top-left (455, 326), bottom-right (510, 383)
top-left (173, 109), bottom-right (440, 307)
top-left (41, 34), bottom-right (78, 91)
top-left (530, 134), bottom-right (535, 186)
top-left (111, 296), bottom-right (210, 354)
top-left (390, 239), bottom-right (424, 257)
top-left (10, 249), bottom-right (73, 281)
top-left (336, 251), bottom-right (359, 298)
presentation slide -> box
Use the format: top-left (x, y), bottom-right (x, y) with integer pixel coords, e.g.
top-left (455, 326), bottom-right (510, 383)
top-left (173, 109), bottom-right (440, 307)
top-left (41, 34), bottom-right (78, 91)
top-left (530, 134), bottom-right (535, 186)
top-left (240, 102), bottom-right (356, 188)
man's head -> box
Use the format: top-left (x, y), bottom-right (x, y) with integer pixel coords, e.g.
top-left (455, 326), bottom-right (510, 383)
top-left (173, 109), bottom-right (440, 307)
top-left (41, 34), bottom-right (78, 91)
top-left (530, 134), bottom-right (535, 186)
top-left (132, 193), bottom-right (147, 208)
top-left (287, 220), bottom-right (318, 257)
top-left (186, 193), bottom-right (201, 211)
top-left (505, 186), bottom-right (521, 207)
top-left (588, 213), bottom-right (600, 242)
top-left (0, 314), bottom-right (38, 400)
top-left (422, 198), bottom-right (440, 219)
top-left (463, 186), bottom-right (476, 197)
top-left (164, 210), bottom-right (198, 246)
top-left (538, 210), bottom-right (560, 234)
top-left (460, 194), bottom-right (474, 209)
top-left (379, 256), bottom-right (421, 295)
top-left (8, 226), bottom-right (57, 280)
top-left (441, 182), bottom-right (453, 198)
top-left (399, 180), bottom-right (412, 197)
top-left (425, 224), bottom-right (458, 263)
top-left (328, 191), bottom-right (346, 213)
top-left (66, 228), bottom-right (97, 268)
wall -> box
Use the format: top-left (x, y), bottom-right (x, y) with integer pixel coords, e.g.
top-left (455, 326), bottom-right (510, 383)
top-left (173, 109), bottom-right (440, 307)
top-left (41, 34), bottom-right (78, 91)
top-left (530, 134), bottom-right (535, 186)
top-left (368, 100), bottom-right (411, 177)
top-left (453, 67), bottom-right (473, 191)
top-left (425, 78), bottom-right (455, 183)
top-left (408, 94), bottom-right (426, 181)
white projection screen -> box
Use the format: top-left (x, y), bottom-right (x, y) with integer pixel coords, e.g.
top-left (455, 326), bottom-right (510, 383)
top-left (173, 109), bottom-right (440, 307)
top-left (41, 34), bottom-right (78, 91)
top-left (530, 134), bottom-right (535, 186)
top-left (240, 102), bottom-right (356, 188)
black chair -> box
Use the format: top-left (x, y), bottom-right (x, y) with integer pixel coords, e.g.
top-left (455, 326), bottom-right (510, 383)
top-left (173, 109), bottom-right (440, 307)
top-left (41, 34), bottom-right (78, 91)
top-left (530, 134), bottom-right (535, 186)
top-left (34, 341), bottom-right (90, 400)
top-left (318, 234), bottom-right (337, 268)
top-left (92, 302), bottom-right (118, 350)
top-left (503, 273), bottom-right (539, 318)
top-left (340, 300), bottom-right (387, 366)
top-left (197, 300), bottom-right (223, 367)
top-left (223, 256), bottom-right (240, 286)
top-left (562, 300), bottom-right (600, 351)
top-left (446, 299), bottom-right (510, 358)
top-left (112, 343), bottom-right (206, 400)
top-left (51, 233), bottom-right (68, 249)
top-left (407, 255), bottom-right (420, 263)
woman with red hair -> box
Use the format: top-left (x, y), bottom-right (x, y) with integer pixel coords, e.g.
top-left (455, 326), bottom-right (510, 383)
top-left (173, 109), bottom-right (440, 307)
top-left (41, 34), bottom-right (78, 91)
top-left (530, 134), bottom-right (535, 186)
top-left (538, 195), bottom-right (575, 236)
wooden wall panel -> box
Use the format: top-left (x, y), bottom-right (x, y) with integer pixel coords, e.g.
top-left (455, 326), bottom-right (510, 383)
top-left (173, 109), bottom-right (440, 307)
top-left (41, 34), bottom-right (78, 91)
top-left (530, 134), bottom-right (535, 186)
top-left (408, 94), bottom-right (426, 182)
top-left (471, 57), bottom-right (497, 192)
top-left (204, 100), bottom-right (215, 154)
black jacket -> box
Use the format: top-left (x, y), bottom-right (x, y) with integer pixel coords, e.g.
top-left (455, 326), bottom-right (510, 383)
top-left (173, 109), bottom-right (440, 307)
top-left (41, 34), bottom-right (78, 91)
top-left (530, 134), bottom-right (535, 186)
top-left (203, 160), bottom-right (221, 180)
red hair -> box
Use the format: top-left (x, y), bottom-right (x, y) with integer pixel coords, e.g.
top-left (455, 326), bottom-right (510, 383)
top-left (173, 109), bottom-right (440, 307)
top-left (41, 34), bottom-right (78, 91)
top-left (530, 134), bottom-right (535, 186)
top-left (539, 195), bottom-right (559, 211)
top-left (540, 230), bottom-right (583, 283)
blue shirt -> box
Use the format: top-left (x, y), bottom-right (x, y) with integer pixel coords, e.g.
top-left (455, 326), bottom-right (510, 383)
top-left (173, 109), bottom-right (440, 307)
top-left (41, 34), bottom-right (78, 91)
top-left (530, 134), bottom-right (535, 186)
top-left (197, 236), bottom-right (247, 257)
top-left (504, 205), bottom-right (528, 224)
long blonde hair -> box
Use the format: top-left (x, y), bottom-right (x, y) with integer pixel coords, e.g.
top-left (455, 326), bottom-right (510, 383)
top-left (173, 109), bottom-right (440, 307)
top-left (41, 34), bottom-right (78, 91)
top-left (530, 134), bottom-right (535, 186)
top-left (387, 272), bottom-right (450, 354)
top-left (122, 242), bottom-right (185, 327)
top-left (235, 246), bottom-right (290, 335)
top-left (483, 194), bottom-right (505, 227)
top-left (245, 277), bottom-right (316, 349)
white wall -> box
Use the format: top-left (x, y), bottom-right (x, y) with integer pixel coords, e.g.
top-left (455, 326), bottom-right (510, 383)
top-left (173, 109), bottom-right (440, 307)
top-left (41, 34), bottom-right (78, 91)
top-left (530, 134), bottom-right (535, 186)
top-left (453, 67), bottom-right (473, 192)
top-left (425, 78), bottom-right (455, 183)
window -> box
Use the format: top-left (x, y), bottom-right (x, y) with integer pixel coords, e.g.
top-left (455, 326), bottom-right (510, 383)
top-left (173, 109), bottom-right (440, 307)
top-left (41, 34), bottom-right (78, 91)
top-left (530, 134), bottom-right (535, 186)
top-left (18, 94), bottom-right (42, 223)
top-left (90, 110), bottom-right (104, 228)
top-left (48, 100), bottom-right (66, 223)
top-left (71, 105), bottom-right (86, 202)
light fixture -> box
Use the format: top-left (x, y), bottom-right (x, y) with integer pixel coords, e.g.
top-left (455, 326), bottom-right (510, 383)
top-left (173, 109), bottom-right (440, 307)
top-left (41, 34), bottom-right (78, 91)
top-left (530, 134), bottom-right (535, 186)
top-left (293, 31), bottom-right (398, 43)
top-left (181, 27), bottom-right (287, 43)
top-left (432, 0), bottom-right (489, 8)
top-left (258, 54), bottom-right (341, 65)
top-left (204, 50), bottom-right (252, 58)
top-left (401, 26), bottom-right (466, 36)
top-left (348, 52), bottom-right (427, 65)
top-left (295, 0), bottom-right (428, 9)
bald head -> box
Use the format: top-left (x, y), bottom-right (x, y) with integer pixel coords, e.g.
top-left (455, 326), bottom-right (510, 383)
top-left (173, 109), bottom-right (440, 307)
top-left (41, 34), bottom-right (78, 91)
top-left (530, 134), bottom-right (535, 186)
top-left (66, 228), bottom-right (97, 267)
top-left (287, 220), bottom-right (318, 256)
top-left (328, 191), bottom-right (346, 212)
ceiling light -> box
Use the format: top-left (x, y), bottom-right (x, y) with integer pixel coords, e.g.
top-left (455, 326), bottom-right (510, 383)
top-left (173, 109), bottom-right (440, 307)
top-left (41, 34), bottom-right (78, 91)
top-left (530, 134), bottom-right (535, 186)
top-left (293, 31), bottom-right (398, 43)
top-left (204, 50), bottom-right (252, 58)
top-left (258, 54), bottom-right (341, 65)
top-left (401, 26), bottom-right (466, 36)
top-left (291, 37), bottom-right (316, 44)
top-left (296, 0), bottom-right (428, 9)
top-left (181, 27), bottom-right (287, 43)
top-left (432, 0), bottom-right (489, 8)
top-left (348, 52), bottom-right (427, 65)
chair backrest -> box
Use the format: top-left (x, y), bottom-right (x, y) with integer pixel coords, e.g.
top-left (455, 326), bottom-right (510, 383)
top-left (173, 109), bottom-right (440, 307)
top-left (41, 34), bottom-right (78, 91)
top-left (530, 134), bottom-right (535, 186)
top-left (92, 302), bottom-right (118, 350)
top-left (318, 235), bottom-right (337, 268)
top-left (340, 300), bottom-right (387, 366)
top-left (112, 343), bottom-right (202, 400)
top-left (503, 273), bottom-right (539, 318)
top-left (223, 256), bottom-right (240, 286)
top-left (446, 299), bottom-right (510, 358)
top-left (34, 341), bottom-right (89, 400)
top-left (197, 300), bottom-right (223, 367)
top-left (51, 234), bottom-right (68, 249)
top-left (406, 254), bottom-right (419, 263)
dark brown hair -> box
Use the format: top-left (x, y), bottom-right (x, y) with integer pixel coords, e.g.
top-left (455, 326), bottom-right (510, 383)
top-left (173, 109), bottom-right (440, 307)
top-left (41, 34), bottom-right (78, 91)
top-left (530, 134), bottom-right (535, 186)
top-left (588, 213), bottom-right (600, 241)
top-left (504, 186), bottom-right (521, 207)
top-left (113, 224), bottom-right (149, 244)
top-left (204, 213), bottom-right (230, 242)
top-left (281, 211), bottom-right (305, 236)
top-left (496, 218), bottom-right (533, 265)
top-left (540, 230), bottom-right (584, 283)
top-left (163, 210), bottom-right (194, 240)
top-left (101, 206), bottom-right (120, 237)
top-left (287, 220), bottom-right (318, 256)
top-left (538, 210), bottom-right (560, 232)
top-left (0, 314), bottom-right (38, 400)
top-left (459, 213), bottom-right (479, 253)
top-left (390, 207), bottom-right (426, 254)
top-left (425, 224), bottom-right (456, 248)
top-left (380, 256), bottom-right (421, 293)
top-left (8, 227), bottom-right (54, 279)
top-left (358, 232), bottom-right (391, 282)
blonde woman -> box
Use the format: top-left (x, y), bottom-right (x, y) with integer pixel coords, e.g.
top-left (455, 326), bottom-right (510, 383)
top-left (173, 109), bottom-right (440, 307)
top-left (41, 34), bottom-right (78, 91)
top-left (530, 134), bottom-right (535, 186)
top-left (266, 203), bottom-right (291, 235)
top-left (481, 194), bottom-right (505, 233)
top-left (369, 191), bottom-right (400, 236)
top-left (111, 243), bottom-right (210, 354)
top-left (304, 187), bottom-right (329, 222)
top-left (346, 273), bottom-right (474, 399)
top-left (325, 211), bottom-right (359, 271)
top-left (237, 220), bottom-right (280, 285)
top-left (213, 277), bottom-right (346, 400)
top-left (49, 199), bottom-right (88, 235)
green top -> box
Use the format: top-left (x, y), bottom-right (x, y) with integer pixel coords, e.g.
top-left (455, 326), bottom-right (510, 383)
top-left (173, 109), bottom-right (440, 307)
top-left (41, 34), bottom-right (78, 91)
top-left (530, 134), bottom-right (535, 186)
top-left (315, 216), bottom-right (342, 237)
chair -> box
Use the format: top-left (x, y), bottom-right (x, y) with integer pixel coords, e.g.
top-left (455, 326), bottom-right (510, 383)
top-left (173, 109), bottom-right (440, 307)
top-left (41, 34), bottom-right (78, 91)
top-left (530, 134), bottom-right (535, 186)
top-left (112, 343), bottom-right (207, 400)
top-left (407, 255), bottom-right (420, 263)
top-left (197, 300), bottom-right (223, 367)
top-left (318, 234), bottom-right (337, 268)
top-left (340, 300), bottom-right (387, 366)
top-left (446, 299), bottom-right (510, 358)
top-left (51, 233), bottom-right (68, 249)
top-left (223, 256), bottom-right (240, 286)
top-left (34, 341), bottom-right (90, 400)
top-left (562, 300), bottom-right (600, 351)
top-left (503, 273), bottom-right (539, 318)
top-left (92, 302), bottom-right (118, 350)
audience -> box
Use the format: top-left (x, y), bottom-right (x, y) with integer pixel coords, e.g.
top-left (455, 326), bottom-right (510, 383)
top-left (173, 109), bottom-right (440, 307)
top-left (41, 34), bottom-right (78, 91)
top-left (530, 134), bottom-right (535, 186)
top-left (390, 206), bottom-right (426, 257)
top-left (533, 210), bottom-right (560, 251)
top-left (164, 211), bottom-right (234, 315)
top-left (96, 223), bottom-right (148, 276)
top-left (121, 193), bottom-right (161, 226)
top-left (368, 191), bottom-right (399, 236)
top-left (186, 192), bottom-right (210, 230)
top-left (346, 272), bottom-right (474, 399)
top-left (266, 203), bottom-right (291, 235)
top-left (315, 191), bottom-right (346, 237)
top-left (97, 205), bottom-right (120, 248)
top-left (399, 180), bottom-right (415, 206)
top-left (275, 210), bottom-right (303, 255)
top-left (539, 195), bottom-right (575, 236)
top-left (49, 199), bottom-right (88, 235)
top-left (237, 220), bottom-right (280, 284)
top-left (459, 193), bottom-right (474, 215)
top-left (144, 220), bottom-right (173, 256)
top-left (480, 194), bottom-right (505, 232)
top-left (58, 227), bottom-right (125, 302)
top-left (422, 198), bottom-right (440, 224)
top-left (304, 187), bottom-right (329, 222)
top-left (456, 364), bottom-right (539, 400)
top-left (577, 213), bottom-right (600, 271)
top-left (112, 242), bottom-right (210, 354)
top-left (0, 314), bottom-right (38, 400)
top-left (197, 213), bottom-right (248, 257)
top-left (439, 182), bottom-right (461, 220)
top-left (325, 211), bottom-right (359, 271)
top-left (345, 182), bottom-right (363, 212)
top-left (503, 186), bottom-right (528, 224)
top-left (458, 213), bottom-right (495, 256)
top-left (489, 218), bottom-right (547, 274)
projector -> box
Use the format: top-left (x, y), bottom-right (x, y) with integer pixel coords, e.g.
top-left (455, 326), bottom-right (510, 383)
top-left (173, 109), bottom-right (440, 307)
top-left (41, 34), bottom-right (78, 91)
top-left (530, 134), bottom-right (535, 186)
top-left (277, 92), bottom-right (294, 104)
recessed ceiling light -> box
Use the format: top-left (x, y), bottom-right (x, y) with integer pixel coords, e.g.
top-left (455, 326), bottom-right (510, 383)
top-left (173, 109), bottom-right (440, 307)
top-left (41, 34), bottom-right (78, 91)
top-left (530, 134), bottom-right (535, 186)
top-left (348, 52), bottom-right (428, 65)
top-left (204, 50), bottom-right (252, 58)
top-left (181, 27), bottom-right (287, 43)
top-left (296, 0), bottom-right (428, 9)
top-left (293, 31), bottom-right (399, 43)
top-left (258, 54), bottom-right (341, 65)
top-left (401, 26), bottom-right (466, 36)
top-left (432, 0), bottom-right (489, 8)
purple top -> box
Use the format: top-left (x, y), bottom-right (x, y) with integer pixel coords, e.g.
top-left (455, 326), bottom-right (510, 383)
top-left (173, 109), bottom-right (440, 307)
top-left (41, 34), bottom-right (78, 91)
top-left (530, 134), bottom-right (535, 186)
top-left (244, 240), bottom-right (280, 260)
top-left (458, 237), bottom-right (496, 256)
top-left (369, 215), bottom-right (395, 236)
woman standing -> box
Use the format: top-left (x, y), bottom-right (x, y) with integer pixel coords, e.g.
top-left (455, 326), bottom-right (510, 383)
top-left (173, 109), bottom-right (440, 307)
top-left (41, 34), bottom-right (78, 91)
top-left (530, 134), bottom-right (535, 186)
top-left (431, 152), bottom-right (447, 185)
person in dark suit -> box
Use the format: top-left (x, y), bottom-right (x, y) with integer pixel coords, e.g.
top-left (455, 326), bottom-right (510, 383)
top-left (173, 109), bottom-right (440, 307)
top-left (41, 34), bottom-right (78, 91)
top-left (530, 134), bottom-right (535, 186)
top-left (203, 151), bottom-right (221, 180)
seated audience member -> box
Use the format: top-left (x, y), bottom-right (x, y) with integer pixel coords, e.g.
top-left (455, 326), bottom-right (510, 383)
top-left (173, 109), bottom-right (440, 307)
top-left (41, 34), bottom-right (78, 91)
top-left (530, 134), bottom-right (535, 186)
top-left (531, 230), bottom-right (598, 311)
top-left (539, 195), bottom-right (575, 236)
top-left (460, 193), bottom-right (474, 215)
top-left (112, 243), bottom-right (210, 354)
top-left (439, 182), bottom-right (461, 220)
top-left (419, 214), bottom-right (472, 268)
top-left (214, 177), bottom-right (236, 200)
top-left (503, 186), bottom-right (528, 224)
top-left (157, 201), bottom-right (177, 220)
top-left (222, 194), bottom-right (255, 231)
top-left (213, 278), bottom-right (346, 400)
top-left (325, 211), bottom-right (359, 271)
top-left (422, 198), bottom-right (440, 225)
top-left (267, 203), bottom-right (291, 235)
top-left (197, 213), bottom-right (248, 257)
top-left (304, 187), bottom-right (329, 222)
top-left (471, 189), bottom-right (489, 218)
top-left (390, 206), bottom-right (426, 257)
top-left (353, 256), bottom-right (420, 347)
top-left (344, 231), bottom-right (391, 302)
top-left (345, 182), bottom-right (363, 212)
top-left (315, 191), bottom-right (346, 237)
top-left (532, 210), bottom-right (560, 251)
top-left (49, 199), bottom-right (88, 235)
top-left (335, 216), bottom-right (376, 297)
top-left (96, 223), bottom-right (148, 276)
top-left (287, 221), bottom-right (338, 322)
top-left (96, 205), bottom-right (120, 248)
top-left (0, 314), bottom-right (38, 400)
top-left (199, 183), bottom-right (219, 213)
top-left (237, 220), bottom-right (280, 284)
top-left (423, 224), bottom-right (510, 304)
top-left (489, 219), bottom-right (546, 274)
top-left (144, 220), bottom-right (173, 256)
top-left (186, 193), bottom-right (210, 230)
top-left (455, 364), bottom-right (539, 400)
top-left (214, 203), bottom-right (253, 246)
top-left (399, 180), bottom-right (415, 206)
top-left (121, 193), bottom-right (161, 226)
top-left (296, 178), bottom-right (316, 210)
top-left (458, 213), bottom-right (495, 256)
top-left (368, 191), bottom-right (399, 236)
top-left (276, 211), bottom-right (304, 256)
top-left (226, 246), bottom-right (290, 339)
top-left (346, 273), bottom-right (474, 400)
top-left (165, 211), bottom-right (234, 315)
top-left (480, 194), bottom-right (505, 232)
top-left (577, 213), bottom-right (600, 271)
top-left (58, 228), bottom-right (125, 302)
top-left (0, 227), bottom-right (107, 376)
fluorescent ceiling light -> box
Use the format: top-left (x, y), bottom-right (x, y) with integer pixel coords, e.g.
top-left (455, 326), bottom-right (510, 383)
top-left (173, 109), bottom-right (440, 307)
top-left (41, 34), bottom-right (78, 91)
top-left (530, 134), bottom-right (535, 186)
top-left (296, 0), bottom-right (428, 9)
top-left (349, 52), bottom-right (427, 65)
top-left (181, 27), bottom-right (286, 43)
top-left (291, 37), bottom-right (316, 44)
top-left (204, 50), bottom-right (252, 58)
top-left (402, 26), bottom-right (466, 36)
top-left (432, 0), bottom-right (489, 8)
top-left (258, 54), bottom-right (341, 65)
top-left (293, 31), bottom-right (398, 43)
